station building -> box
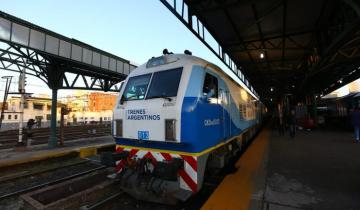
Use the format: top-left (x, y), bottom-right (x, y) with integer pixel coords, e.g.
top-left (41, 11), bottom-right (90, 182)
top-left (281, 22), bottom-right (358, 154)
top-left (0, 91), bottom-right (117, 131)
top-left (0, 96), bottom-right (62, 131)
top-left (61, 91), bottom-right (117, 125)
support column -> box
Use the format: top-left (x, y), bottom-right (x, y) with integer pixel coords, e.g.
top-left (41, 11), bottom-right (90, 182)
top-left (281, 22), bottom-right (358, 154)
top-left (312, 93), bottom-right (318, 126)
top-left (46, 64), bottom-right (64, 148)
top-left (18, 88), bottom-right (25, 145)
top-left (0, 76), bottom-right (13, 130)
top-left (49, 88), bottom-right (58, 148)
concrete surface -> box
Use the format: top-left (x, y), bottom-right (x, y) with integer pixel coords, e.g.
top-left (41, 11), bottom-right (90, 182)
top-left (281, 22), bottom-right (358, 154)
top-left (203, 127), bottom-right (360, 210)
top-left (0, 136), bottom-right (114, 168)
top-left (264, 129), bottom-right (360, 210)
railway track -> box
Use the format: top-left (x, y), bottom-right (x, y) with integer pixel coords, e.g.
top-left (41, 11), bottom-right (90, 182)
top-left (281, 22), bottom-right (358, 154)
top-left (0, 144), bottom-right (124, 210)
top-left (0, 129), bottom-right (261, 210)
top-left (80, 141), bottom-right (252, 210)
top-left (82, 192), bottom-right (124, 210)
top-left (0, 124), bottom-right (111, 149)
top-left (0, 154), bottom-right (106, 200)
top-left (0, 152), bottom-right (241, 210)
top-left (79, 142), bottom-right (248, 210)
top-left (0, 158), bottom-right (89, 183)
top-left (0, 165), bottom-right (106, 200)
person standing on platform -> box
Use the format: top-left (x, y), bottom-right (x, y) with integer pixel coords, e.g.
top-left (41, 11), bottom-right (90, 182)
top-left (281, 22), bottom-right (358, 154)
top-left (278, 106), bottom-right (285, 136)
top-left (26, 118), bottom-right (36, 146)
top-left (351, 107), bottom-right (360, 142)
top-left (288, 109), bottom-right (296, 138)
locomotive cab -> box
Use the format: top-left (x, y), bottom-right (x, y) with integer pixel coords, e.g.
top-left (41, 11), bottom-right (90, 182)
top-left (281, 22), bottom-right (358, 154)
top-left (113, 54), bottom-right (188, 144)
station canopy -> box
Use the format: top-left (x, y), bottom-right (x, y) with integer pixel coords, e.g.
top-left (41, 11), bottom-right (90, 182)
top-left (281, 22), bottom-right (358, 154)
top-left (164, 0), bottom-right (360, 100)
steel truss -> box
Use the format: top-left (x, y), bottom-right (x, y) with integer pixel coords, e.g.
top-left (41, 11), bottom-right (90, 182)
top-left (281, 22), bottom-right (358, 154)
top-left (161, 0), bottom-right (360, 100)
top-left (0, 42), bottom-right (48, 84)
top-left (314, 29), bottom-right (360, 95)
top-left (160, 0), bottom-right (258, 97)
top-left (0, 41), bottom-right (123, 92)
top-left (0, 10), bottom-right (132, 148)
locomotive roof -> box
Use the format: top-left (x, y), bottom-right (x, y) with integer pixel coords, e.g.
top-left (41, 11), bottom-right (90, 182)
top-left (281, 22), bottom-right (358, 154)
top-left (129, 54), bottom-right (258, 99)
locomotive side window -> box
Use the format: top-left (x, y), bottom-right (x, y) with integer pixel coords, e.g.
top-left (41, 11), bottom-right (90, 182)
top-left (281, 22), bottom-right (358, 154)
top-left (146, 68), bottom-right (183, 99)
top-left (203, 73), bottom-right (218, 98)
top-left (122, 74), bottom-right (151, 101)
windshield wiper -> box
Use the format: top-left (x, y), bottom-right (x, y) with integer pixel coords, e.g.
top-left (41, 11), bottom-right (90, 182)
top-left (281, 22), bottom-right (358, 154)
top-left (127, 95), bottom-right (139, 99)
top-left (147, 94), bottom-right (172, 101)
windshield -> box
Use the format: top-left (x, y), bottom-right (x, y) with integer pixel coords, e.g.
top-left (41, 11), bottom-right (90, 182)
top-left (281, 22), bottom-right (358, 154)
top-left (122, 74), bottom-right (151, 101)
top-left (146, 68), bottom-right (183, 99)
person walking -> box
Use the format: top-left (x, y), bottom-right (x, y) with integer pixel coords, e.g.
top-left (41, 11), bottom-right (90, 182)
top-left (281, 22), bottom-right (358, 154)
top-left (351, 107), bottom-right (360, 142)
top-left (288, 109), bottom-right (296, 138)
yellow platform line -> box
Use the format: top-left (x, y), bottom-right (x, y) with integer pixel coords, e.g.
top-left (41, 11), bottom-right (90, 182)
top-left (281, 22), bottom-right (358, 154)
top-left (201, 128), bottom-right (270, 210)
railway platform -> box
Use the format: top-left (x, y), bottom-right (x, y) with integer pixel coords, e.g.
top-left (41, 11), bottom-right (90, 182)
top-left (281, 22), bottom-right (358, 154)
top-left (202, 127), bottom-right (360, 210)
top-left (0, 136), bottom-right (114, 168)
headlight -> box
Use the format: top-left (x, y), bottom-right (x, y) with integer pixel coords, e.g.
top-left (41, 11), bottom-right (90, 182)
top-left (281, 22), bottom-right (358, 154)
top-left (165, 119), bottom-right (176, 141)
top-left (114, 119), bottom-right (123, 137)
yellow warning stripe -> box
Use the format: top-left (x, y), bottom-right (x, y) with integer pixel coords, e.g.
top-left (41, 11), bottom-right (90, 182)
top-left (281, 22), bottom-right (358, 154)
top-left (116, 135), bottom-right (240, 157)
top-left (201, 128), bottom-right (270, 210)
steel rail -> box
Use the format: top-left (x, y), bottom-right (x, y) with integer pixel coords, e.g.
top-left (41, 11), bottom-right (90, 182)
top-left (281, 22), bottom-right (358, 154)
top-left (83, 191), bottom-right (124, 210)
top-left (0, 165), bottom-right (106, 200)
top-left (0, 159), bottom-right (90, 183)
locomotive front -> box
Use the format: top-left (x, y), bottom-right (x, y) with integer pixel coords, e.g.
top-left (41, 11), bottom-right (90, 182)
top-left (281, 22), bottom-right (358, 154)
top-left (111, 53), bottom-right (200, 204)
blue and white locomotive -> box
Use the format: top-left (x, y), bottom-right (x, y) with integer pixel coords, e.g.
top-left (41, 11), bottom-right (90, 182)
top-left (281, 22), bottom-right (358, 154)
top-left (112, 51), bottom-right (263, 204)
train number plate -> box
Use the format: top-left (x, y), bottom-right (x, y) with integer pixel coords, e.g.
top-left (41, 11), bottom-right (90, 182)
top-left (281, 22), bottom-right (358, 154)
top-left (138, 131), bottom-right (149, 140)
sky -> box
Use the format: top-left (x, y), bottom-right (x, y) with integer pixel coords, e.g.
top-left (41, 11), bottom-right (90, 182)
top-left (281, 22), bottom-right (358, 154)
top-left (0, 0), bottom-right (353, 101)
top-left (0, 0), bottom-right (234, 100)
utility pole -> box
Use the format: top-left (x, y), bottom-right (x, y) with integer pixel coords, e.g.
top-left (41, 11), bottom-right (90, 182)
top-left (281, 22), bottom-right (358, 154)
top-left (0, 76), bottom-right (13, 129)
top-left (17, 69), bottom-right (26, 146)
top-left (59, 106), bottom-right (70, 146)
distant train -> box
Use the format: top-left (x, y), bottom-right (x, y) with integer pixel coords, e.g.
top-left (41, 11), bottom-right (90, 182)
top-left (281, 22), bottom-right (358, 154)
top-left (111, 51), bottom-right (264, 204)
top-left (316, 93), bottom-right (360, 130)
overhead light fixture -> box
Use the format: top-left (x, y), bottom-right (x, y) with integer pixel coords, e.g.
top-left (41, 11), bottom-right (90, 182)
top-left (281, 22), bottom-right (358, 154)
top-left (270, 87), bottom-right (274, 92)
top-left (339, 80), bottom-right (343, 84)
top-left (270, 98), bottom-right (273, 102)
top-left (260, 52), bottom-right (264, 59)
